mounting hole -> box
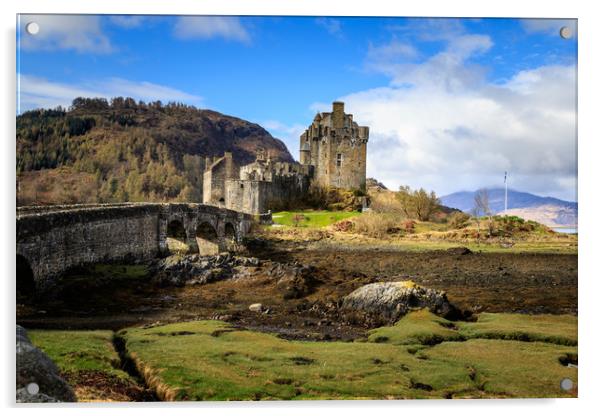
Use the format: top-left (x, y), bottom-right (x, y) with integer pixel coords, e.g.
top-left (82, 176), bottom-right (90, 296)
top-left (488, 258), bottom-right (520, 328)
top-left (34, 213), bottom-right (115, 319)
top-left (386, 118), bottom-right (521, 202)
top-left (560, 378), bottom-right (573, 391)
top-left (26, 382), bottom-right (39, 395)
top-left (26, 22), bottom-right (40, 35)
top-left (559, 26), bottom-right (572, 39)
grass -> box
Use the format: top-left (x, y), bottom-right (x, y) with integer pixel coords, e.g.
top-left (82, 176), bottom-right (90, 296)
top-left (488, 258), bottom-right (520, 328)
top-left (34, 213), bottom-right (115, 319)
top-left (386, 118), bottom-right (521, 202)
top-left (28, 330), bottom-right (124, 375)
top-left (456, 313), bottom-right (578, 345)
top-left (367, 309), bottom-right (465, 345)
top-left (272, 210), bottom-right (360, 228)
top-left (115, 312), bottom-right (577, 400)
top-left (369, 310), bottom-right (577, 346)
top-left (262, 211), bottom-right (577, 254)
top-left (28, 330), bottom-right (139, 401)
top-left (426, 339), bottom-right (577, 398)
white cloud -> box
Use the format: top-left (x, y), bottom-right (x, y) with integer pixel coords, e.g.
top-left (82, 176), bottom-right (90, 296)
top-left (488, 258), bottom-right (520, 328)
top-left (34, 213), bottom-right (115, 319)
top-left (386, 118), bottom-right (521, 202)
top-left (521, 19), bottom-right (577, 37)
top-left (367, 34), bottom-right (493, 90)
top-left (262, 120), bottom-right (307, 161)
top-left (18, 74), bottom-right (203, 112)
top-left (315, 18), bottom-right (343, 38)
top-left (109, 16), bottom-right (147, 29)
top-left (173, 16), bottom-right (251, 43)
top-left (336, 34), bottom-right (577, 201)
top-left (19, 15), bottom-right (112, 53)
top-left (365, 40), bottom-right (418, 73)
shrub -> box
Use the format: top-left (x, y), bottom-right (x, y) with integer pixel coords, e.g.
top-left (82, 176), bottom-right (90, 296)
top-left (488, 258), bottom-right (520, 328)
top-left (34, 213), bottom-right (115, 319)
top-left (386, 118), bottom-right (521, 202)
top-left (332, 219), bottom-right (354, 232)
top-left (352, 212), bottom-right (399, 238)
top-left (369, 191), bottom-right (404, 214)
top-left (402, 219), bottom-right (416, 232)
top-left (448, 211), bottom-right (471, 229)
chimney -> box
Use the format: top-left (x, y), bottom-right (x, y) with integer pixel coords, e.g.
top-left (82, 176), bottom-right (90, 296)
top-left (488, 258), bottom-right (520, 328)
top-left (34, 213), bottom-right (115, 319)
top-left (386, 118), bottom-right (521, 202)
top-left (332, 101), bottom-right (344, 129)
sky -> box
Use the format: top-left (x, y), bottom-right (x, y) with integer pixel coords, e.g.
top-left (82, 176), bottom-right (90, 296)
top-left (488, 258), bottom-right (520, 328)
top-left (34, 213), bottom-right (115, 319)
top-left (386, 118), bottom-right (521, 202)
top-left (17, 15), bottom-right (577, 201)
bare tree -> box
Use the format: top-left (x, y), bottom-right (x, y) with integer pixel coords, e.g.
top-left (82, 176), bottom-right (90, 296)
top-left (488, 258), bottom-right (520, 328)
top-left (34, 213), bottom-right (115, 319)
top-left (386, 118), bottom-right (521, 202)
top-left (474, 188), bottom-right (494, 237)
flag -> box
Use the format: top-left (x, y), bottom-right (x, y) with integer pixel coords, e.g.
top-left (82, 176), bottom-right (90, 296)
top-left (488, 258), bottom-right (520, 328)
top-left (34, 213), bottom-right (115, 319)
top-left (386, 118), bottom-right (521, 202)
top-left (504, 171), bottom-right (507, 183)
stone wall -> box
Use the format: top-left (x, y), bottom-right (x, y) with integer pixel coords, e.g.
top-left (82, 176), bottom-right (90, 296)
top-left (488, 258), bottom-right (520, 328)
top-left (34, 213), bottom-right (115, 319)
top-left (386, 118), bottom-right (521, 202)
top-left (203, 152), bottom-right (239, 206)
top-left (225, 163), bottom-right (313, 214)
top-left (16, 203), bottom-right (253, 292)
top-left (17, 205), bottom-right (161, 291)
top-left (299, 101), bottom-right (369, 191)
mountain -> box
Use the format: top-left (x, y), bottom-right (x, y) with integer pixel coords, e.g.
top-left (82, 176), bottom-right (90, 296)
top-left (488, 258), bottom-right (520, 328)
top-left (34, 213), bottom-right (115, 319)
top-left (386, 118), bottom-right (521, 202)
top-left (16, 97), bottom-right (294, 206)
top-left (440, 188), bottom-right (577, 227)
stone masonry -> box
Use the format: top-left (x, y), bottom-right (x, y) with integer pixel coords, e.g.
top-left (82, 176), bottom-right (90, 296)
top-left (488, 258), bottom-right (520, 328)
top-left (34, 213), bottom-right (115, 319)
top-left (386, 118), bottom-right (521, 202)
top-left (16, 203), bottom-right (253, 293)
top-left (299, 101), bottom-right (369, 191)
top-left (203, 102), bottom-right (369, 214)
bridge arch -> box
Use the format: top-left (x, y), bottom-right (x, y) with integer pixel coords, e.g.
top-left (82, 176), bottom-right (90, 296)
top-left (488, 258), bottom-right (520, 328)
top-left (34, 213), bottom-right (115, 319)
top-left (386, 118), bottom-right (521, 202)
top-left (166, 219), bottom-right (188, 253)
top-left (17, 203), bottom-right (253, 290)
top-left (196, 221), bottom-right (219, 255)
top-left (16, 254), bottom-right (35, 303)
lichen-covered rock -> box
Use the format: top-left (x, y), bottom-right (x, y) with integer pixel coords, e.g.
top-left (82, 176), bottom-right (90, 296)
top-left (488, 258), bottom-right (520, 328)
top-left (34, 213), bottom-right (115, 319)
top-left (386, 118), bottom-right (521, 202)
top-left (342, 281), bottom-right (462, 320)
top-left (16, 325), bottom-right (76, 403)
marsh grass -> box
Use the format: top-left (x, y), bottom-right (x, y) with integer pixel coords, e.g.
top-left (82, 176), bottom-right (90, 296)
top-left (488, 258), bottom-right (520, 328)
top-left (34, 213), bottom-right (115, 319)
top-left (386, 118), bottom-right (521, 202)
top-left (28, 330), bottom-right (125, 376)
top-left (111, 312), bottom-right (577, 400)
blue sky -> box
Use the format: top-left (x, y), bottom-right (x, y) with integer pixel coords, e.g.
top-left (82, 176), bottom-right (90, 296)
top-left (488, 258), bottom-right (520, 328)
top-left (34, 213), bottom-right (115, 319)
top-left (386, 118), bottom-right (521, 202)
top-left (17, 15), bottom-right (577, 201)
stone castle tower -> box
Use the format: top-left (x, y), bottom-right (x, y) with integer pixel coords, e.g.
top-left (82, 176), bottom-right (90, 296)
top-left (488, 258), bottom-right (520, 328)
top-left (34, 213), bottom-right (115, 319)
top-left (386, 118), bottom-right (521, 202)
top-left (299, 101), bottom-right (369, 191)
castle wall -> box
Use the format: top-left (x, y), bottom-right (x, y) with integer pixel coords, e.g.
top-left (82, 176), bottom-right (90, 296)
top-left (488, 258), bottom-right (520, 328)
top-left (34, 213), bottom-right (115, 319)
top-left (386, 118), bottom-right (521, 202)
top-left (203, 153), bottom-right (239, 206)
top-left (326, 134), bottom-right (368, 191)
top-left (225, 180), bottom-right (271, 214)
top-left (225, 163), bottom-right (313, 215)
top-left (299, 102), bottom-right (369, 191)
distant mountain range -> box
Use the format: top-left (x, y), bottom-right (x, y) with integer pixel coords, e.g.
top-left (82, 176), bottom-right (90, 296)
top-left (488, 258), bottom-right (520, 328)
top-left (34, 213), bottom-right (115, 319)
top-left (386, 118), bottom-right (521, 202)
top-left (440, 188), bottom-right (577, 227)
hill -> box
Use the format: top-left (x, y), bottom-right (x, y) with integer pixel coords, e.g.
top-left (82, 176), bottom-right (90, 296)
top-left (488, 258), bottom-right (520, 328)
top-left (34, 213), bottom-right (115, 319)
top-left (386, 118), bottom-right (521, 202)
top-left (441, 188), bottom-right (577, 227)
top-left (16, 97), bottom-right (293, 206)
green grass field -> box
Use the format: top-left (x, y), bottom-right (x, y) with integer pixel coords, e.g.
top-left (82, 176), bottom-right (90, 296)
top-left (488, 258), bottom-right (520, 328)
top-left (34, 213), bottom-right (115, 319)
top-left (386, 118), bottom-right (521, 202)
top-left (28, 330), bottom-right (141, 401)
top-left (368, 309), bottom-right (577, 346)
top-left (272, 210), bottom-right (360, 228)
top-left (28, 330), bottom-right (125, 376)
top-left (89, 311), bottom-right (577, 401)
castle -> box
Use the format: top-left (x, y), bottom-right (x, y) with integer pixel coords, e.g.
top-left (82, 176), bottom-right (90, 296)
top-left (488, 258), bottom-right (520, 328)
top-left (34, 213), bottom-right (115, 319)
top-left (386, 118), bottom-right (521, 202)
top-left (203, 101), bottom-right (369, 215)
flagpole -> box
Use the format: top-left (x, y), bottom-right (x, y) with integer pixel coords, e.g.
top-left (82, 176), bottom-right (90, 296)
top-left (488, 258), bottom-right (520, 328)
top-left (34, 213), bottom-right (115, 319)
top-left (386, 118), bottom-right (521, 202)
top-left (504, 171), bottom-right (508, 216)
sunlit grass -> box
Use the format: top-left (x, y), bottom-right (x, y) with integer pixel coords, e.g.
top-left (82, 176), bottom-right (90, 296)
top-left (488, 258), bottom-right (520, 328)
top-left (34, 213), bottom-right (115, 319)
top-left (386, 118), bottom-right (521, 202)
top-left (272, 210), bottom-right (360, 228)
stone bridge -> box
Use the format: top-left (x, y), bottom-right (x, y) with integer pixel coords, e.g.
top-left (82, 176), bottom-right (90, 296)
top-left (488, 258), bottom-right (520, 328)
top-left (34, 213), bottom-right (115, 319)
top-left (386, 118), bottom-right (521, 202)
top-left (16, 203), bottom-right (254, 295)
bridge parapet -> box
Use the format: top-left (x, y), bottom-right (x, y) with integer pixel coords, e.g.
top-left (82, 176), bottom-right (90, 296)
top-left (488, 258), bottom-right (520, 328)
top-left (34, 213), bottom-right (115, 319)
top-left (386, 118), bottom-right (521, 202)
top-left (16, 203), bottom-right (254, 294)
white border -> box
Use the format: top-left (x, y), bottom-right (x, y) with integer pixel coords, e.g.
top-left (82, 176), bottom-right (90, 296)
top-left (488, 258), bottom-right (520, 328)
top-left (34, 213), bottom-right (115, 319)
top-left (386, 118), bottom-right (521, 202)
top-left (2, 1), bottom-right (600, 415)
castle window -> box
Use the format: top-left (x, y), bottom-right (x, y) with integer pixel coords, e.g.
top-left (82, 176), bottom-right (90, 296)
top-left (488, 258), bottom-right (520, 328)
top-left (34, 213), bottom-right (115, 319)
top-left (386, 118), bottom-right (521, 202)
top-left (336, 153), bottom-right (343, 167)
top-left (240, 184), bottom-right (244, 189)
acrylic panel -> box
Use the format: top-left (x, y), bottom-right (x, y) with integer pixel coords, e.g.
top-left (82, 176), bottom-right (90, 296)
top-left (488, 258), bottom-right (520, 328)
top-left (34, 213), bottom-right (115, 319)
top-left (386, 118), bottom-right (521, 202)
top-left (16, 14), bottom-right (577, 402)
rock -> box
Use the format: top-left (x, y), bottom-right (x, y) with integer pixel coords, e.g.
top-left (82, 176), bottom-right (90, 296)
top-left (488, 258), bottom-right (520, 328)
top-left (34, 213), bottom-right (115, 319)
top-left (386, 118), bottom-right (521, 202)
top-left (249, 303), bottom-right (264, 312)
top-left (150, 254), bottom-right (261, 286)
top-left (273, 263), bottom-right (317, 300)
top-left (446, 247), bottom-right (472, 256)
top-left (16, 388), bottom-right (61, 403)
top-left (16, 325), bottom-right (76, 403)
top-left (342, 281), bottom-right (462, 321)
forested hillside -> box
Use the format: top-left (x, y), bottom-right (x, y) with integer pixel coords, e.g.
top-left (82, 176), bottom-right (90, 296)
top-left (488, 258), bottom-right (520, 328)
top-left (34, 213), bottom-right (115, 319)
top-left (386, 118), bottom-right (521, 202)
top-left (16, 97), bottom-right (293, 206)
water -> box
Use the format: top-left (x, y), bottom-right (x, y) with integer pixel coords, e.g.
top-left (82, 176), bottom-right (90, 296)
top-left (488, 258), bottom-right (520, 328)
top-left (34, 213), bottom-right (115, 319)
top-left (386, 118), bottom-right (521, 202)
top-left (552, 227), bottom-right (578, 234)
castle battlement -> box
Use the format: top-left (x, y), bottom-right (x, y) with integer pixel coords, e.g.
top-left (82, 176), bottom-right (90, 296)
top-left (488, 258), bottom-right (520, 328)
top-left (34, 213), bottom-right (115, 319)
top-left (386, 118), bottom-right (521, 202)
top-left (300, 101), bottom-right (369, 191)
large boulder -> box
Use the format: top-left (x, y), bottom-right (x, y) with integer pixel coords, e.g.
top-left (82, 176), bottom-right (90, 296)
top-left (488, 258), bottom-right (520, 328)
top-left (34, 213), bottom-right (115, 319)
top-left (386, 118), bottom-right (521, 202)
top-left (16, 325), bottom-right (76, 403)
top-left (342, 281), bottom-right (462, 321)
